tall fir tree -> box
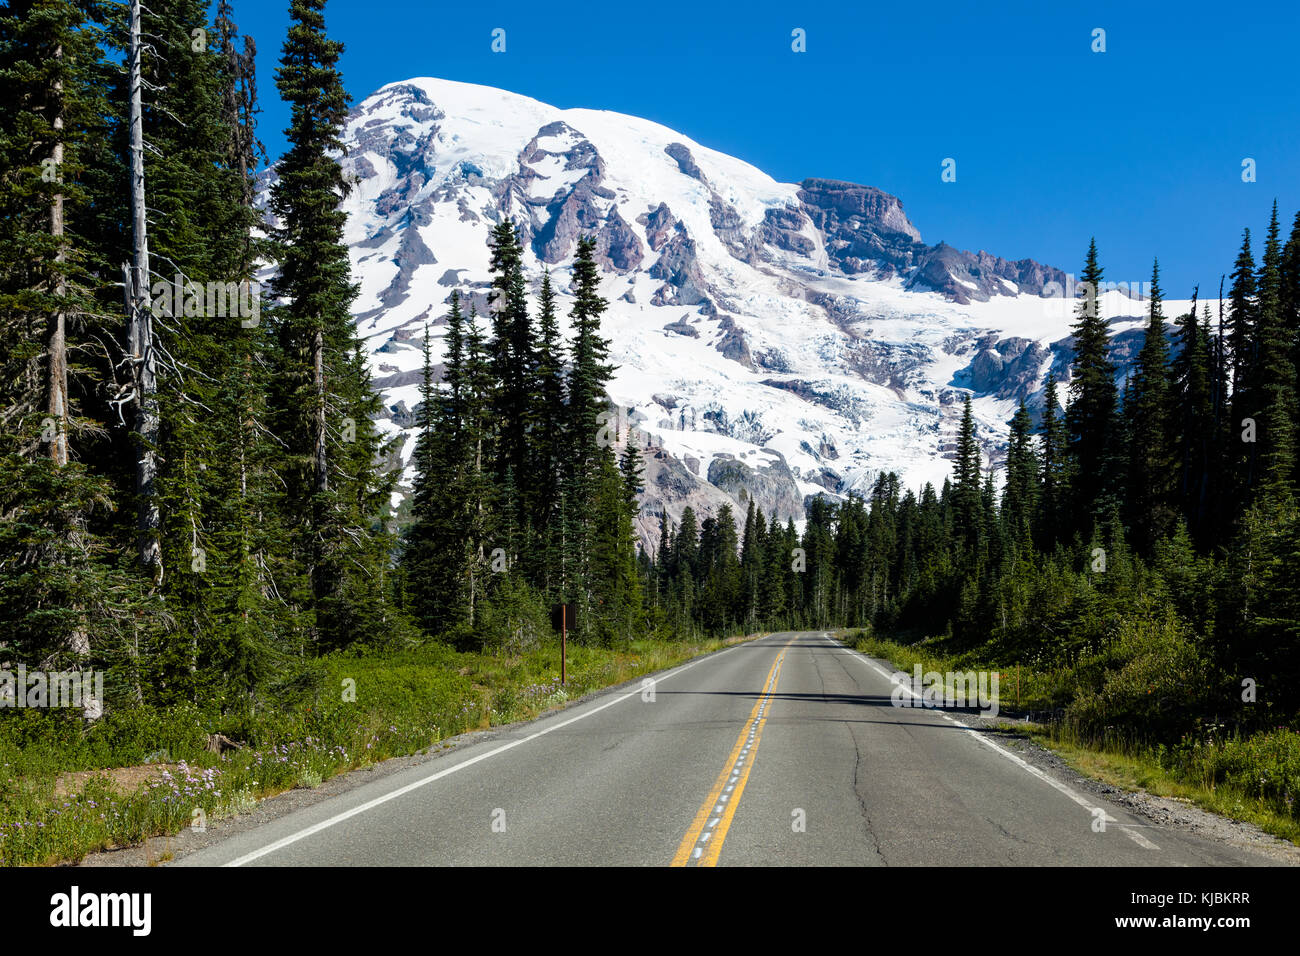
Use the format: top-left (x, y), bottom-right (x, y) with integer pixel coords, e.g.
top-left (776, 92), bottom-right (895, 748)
top-left (1065, 238), bottom-right (1119, 529)
top-left (460, 305), bottom-right (498, 632)
top-left (1282, 211), bottom-right (1300, 435)
top-left (1126, 259), bottom-right (1176, 552)
top-left (952, 395), bottom-right (982, 558)
top-left (1227, 228), bottom-right (1260, 499)
top-left (531, 271), bottom-right (566, 595)
top-left (1172, 287), bottom-right (1214, 544)
top-left (486, 218), bottom-right (537, 561)
top-left (562, 236), bottom-right (614, 632)
top-left (1002, 399), bottom-right (1038, 551)
top-left (402, 318), bottom-right (444, 632)
top-left (1253, 202), bottom-right (1297, 501)
top-left (1037, 370), bottom-right (1067, 550)
top-left (269, 0), bottom-right (394, 650)
top-left (0, 0), bottom-right (155, 708)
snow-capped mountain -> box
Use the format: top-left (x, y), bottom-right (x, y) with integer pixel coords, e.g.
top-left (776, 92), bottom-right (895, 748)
top-left (260, 76), bottom-right (1202, 541)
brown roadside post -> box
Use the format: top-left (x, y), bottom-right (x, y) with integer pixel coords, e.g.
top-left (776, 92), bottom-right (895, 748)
top-left (551, 603), bottom-right (573, 686)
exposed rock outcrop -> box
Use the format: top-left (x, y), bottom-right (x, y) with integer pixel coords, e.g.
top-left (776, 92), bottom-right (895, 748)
top-left (638, 202), bottom-right (678, 251)
top-left (594, 206), bottom-right (644, 272)
top-left (714, 314), bottom-right (753, 369)
top-left (649, 223), bottom-right (711, 308)
top-left (664, 143), bottom-right (706, 183)
top-left (958, 335), bottom-right (1051, 402)
top-left (706, 453), bottom-right (804, 524)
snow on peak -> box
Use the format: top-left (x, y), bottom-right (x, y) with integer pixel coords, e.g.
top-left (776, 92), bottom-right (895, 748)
top-left (265, 76), bottom-right (1207, 537)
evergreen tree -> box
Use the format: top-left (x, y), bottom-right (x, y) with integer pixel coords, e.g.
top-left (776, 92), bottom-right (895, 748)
top-left (403, 318), bottom-right (444, 631)
top-left (673, 505), bottom-right (699, 628)
top-left (269, 0), bottom-right (393, 650)
top-left (1172, 287), bottom-right (1214, 544)
top-left (1228, 228), bottom-right (1258, 400)
top-left (674, 506), bottom-right (699, 584)
top-left (460, 305), bottom-right (497, 632)
top-left (135, 0), bottom-right (284, 694)
top-left (1126, 259), bottom-right (1176, 552)
top-left (739, 498), bottom-right (762, 629)
top-left (532, 272), bottom-right (566, 595)
top-left (562, 236), bottom-right (613, 631)
top-left (0, 0), bottom-right (153, 707)
top-left (1002, 399), bottom-right (1038, 550)
top-left (1037, 370), bottom-right (1067, 549)
top-left (1227, 228), bottom-right (1260, 499)
top-left (952, 395), bottom-right (982, 557)
top-left (655, 508), bottom-right (672, 611)
top-left (1209, 290), bottom-right (1234, 543)
top-left (1066, 238), bottom-right (1119, 528)
top-left (1253, 202), bottom-right (1297, 501)
top-left (590, 445), bottom-right (641, 637)
top-left (802, 496), bottom-right (835, 626)
top-left (1282, 210), bottom-right (1300, 452)
top-left (0, 0), bottom-right (105, 462)
top-left (214, 0), bottom-right (262, 212)
top-left (606, 439), bottom-right (646, 633)
top-left (486, 218), bottom-right (537, 557)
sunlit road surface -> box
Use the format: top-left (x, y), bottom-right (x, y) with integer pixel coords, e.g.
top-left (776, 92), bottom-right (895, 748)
top-left (175, 632), bottom-right (1278, 867)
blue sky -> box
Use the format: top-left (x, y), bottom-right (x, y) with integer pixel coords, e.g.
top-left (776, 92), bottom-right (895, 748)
top-left (230, 0), bottom-right (1298, 297)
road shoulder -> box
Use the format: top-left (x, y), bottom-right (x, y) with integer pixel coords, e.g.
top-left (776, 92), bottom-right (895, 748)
top-left (77, 633), bottom-right (769, 867)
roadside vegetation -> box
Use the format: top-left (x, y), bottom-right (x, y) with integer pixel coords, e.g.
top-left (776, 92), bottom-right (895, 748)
top-left (0, 634), bottom-right (755, 866)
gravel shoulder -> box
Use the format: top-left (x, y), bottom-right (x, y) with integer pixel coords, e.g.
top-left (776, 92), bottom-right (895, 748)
top-left (957, 710), bottom-right (1300, 866)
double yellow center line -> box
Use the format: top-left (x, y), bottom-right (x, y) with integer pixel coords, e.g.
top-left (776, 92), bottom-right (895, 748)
top-left (670, 638), bottom-right (793, 866)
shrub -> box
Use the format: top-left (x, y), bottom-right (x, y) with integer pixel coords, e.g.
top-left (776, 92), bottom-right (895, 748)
top-left (1064, 611), bottom-right (1212, 745)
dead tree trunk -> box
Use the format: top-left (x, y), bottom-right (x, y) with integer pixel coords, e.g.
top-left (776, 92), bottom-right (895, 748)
top-left (47, 44), bottom-right (68, 467)
top-left (313, 327), bottom-right (326, 494)
top-left (47, 41), bottom-right (99, 719)
top-left (126, 0), bottom-right (161, 583)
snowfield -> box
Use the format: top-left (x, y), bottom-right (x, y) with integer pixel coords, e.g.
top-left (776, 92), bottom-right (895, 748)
top-left (258, 76), bottom-right (1215, 534)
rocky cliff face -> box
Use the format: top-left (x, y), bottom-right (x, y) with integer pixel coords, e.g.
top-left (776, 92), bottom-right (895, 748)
top-left (257, 77), bottom-right (1181, 550)
top-left (795, 178), bottom-right (923, 279)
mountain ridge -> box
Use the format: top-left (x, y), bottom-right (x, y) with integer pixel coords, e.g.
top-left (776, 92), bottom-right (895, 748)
top-left (255, 76), bottom-right (1193, 545)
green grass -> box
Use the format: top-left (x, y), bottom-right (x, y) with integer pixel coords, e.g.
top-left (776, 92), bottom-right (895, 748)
top-left (843, 630), bottom-right (1075, 713)
top-left (1031, 728), bottom-right (1300, 846)
top-left (841, 628), bottom-right (1300, 846)
top-left (0, 632), bottom-right (759, 866)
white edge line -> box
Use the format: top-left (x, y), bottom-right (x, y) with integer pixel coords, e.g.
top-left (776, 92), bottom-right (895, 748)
top-left (821, 634), bottom-right (1159, 851)
top-left (222, 634), bottom-right (772, 866)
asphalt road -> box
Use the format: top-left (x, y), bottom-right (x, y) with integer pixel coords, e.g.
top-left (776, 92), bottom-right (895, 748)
top-left (175, 632), bottom-right (1280, 866)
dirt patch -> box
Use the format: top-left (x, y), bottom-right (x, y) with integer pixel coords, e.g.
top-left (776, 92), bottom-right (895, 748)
top-left (53, 764), bottom-right (175, 799)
